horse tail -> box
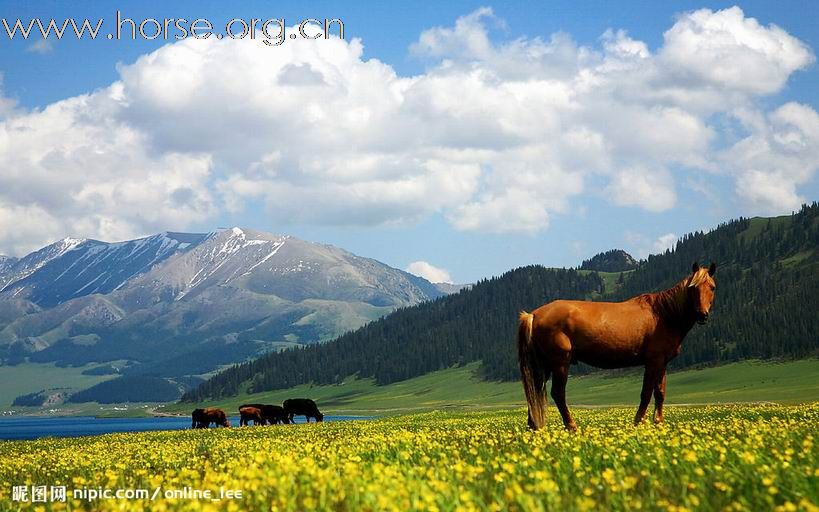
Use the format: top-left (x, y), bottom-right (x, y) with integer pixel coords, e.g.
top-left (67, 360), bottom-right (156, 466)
top-left (518, 311), bottom-right (546, 430)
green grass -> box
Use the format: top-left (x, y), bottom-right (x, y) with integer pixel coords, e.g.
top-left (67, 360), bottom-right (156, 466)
top-left (738, 215), bottom-right (792, 242)
top-left (159, 359), bottom-right (819, 416)
top-left (781, 249), bottom-right (815, 267)
top-left (7, 359), bottom-right (815, 417)
top-left (0, 362), bottom-right (116, 409)
top-left (577, 270), bottom-right (631, 295)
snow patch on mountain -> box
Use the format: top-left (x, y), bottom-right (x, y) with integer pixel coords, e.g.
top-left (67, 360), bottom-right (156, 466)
top-left (0, 232), bottom-right (207, 306)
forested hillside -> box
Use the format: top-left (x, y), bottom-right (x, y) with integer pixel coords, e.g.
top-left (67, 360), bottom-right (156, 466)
top-left (613, 205), bottom-right (819, 369)
top-left (580, 249), bottom-right (639, 272)
top-left (183, 203), bottom-right (819, 402)
top-left (183, 268), bottom-right (605, 400)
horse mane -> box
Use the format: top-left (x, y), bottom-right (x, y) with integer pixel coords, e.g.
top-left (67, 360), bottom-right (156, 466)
top-left (640, 282), bottom-right (686, 320)
top-left (638, 269), bottom-right (710, 326)
top-left (637, 272), bottom-right (707, 323)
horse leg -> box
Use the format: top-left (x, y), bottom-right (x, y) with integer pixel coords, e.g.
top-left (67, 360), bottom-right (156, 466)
top-left (634, 364), bottom-right (662, 425)
top-left (653, 368), bottom-right (667, 424)
top-left (550, 364), bottom-right (577, 432)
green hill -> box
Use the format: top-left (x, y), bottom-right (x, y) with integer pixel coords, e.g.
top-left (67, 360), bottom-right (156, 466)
top-left (580, 249), bottom-right (639, 272)
top-left (183, 203), bottom-right (819, 403)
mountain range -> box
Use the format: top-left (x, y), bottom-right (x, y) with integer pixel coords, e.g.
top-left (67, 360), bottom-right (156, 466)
top-left (0, 228), bottom-right (445, 404)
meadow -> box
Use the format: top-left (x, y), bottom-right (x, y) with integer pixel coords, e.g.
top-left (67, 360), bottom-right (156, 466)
top-left (1, 404), bottom-right (817, 511)
top-left (158, 359), bottom-right (819, 417)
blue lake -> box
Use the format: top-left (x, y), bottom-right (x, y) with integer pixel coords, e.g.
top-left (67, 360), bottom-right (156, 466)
top-left (0, 415), bottom-right (367, 441)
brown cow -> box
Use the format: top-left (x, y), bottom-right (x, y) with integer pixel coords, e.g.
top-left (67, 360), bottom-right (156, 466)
top-left (191, 407), bottom-right (231, 428)
top-left (239, 406), bottom-right (264, 426)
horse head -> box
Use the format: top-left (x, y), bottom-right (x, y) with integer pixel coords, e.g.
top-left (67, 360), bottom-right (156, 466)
top-left (687, 262), bottom-right (716, 324)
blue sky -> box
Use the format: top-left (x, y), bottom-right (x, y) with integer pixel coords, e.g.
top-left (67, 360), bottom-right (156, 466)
top-left (0, 1), bottom-right (817, 283)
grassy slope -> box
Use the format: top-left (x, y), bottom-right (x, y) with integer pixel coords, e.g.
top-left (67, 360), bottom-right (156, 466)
top-left (578, 269), bottom-right (634, 296)
top-left (159, 359), bottom-right (819, 416)
top-left (0, 362), bottom-right (116, 408)
top-left (738, 214), bottom-right (792, 241)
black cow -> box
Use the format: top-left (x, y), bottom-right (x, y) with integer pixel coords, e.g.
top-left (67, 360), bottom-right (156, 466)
top-left (191, 407), bottom-right (231, 428)
top-left (283, 398), bottom-right (324, 423)
top-left (240, 403), bottom-right (292, 425)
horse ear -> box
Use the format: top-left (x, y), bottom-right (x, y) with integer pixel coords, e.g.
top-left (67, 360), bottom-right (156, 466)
top-left (708, 262), bottom-right (716, 276)
top-left (692, 262), bottom-right (700, 273)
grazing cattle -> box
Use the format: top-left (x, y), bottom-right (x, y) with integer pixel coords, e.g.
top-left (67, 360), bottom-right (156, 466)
top-left (519, 263), bottom-right (717, 431)
top-left (191, 407), bottom-right (231, 428)
top-left (240, 403), bottom-right (292, 425)
top-left (283, 398), bottom-right (324, 423)
top-left (238, 406), bottom-right (264, 426)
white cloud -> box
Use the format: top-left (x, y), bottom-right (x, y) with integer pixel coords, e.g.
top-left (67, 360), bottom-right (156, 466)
top-left (659, 7), bottom-right (814, 95)
top-left (410, 6), bottom-right (499, 62)
top-left (0, 87), bottom-right (216, 254)
top-left (722, 102), bottom-right (819, 214)
top-left (406, 261), bottom-right (453, 284)
top-left (653, 233), bottom-right (679, 255)
top-left (27, 39), bottom-right (53, 55)
top-left (606, 166), bottom-right (677, 212)
top-left (0, 6), bottom-right (815, 254)
top-left (624, 231), bottom-right (678, 259)
top-left (449, 189), bottom-right (551, 234)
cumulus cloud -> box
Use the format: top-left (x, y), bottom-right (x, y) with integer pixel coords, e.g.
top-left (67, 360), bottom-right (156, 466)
top-left (406, 261), bottom-right (453, 284)
top-left (410, 6), bottom-right (500, 62)
top-left (722, 102), bottom-right (819, 213)
top-left (625, 231), bottom-right (679, 259)
top-left (606, 167), bottom-right (677, 212)
top-left (653, 233), bottom-right (679, 255)
top-left (0, 6), bottom-right (816, 253)
top-left (0, 84), bottom-right (215, 254)
top-left (659, 7), bottom-right (814, 95)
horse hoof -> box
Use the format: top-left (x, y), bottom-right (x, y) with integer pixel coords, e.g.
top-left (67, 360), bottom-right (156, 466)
top-left (565, 423), bottom-right (578, 432)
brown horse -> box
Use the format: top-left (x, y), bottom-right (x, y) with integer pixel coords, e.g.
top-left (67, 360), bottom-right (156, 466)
top-left (518, 262), bottom-right (716, 431)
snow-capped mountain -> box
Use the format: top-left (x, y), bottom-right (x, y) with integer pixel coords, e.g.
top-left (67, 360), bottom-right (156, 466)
top-left (0, 228), bottom-right (443, 393)
top-left (0, 233), bottom-right (205, 307)
top-left (0, 255), bottom-right (18, 276)
top-left (0, 238), bottom-right (87, 291)
top-left (123, 228), bottom-right (438, 304)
